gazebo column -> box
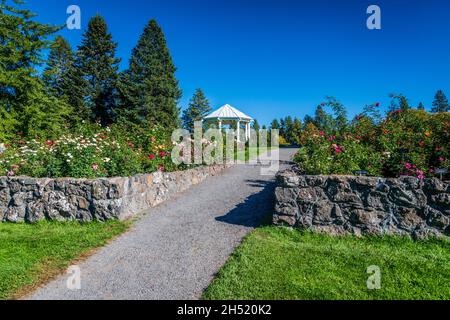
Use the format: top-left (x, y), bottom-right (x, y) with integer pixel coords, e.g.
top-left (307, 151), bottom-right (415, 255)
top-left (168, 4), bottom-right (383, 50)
top-left (218, 119), bottom-right (222, 130)
top-left (236, 120), bottom-right (241, 142)
top-left (245, 122), bottom-right (249, 141)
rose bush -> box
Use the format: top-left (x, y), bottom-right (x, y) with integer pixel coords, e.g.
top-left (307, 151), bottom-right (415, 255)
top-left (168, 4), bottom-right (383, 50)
top-left (0, 123), bottom-right (181, 178)
top-left (295, 107), bottom-right (449, 178)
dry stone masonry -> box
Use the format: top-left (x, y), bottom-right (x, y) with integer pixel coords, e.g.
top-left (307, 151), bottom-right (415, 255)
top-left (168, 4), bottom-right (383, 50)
top-left (273, 170), bottom-right (450, 239)
top-left (0, 165), bottom-right (229, 223)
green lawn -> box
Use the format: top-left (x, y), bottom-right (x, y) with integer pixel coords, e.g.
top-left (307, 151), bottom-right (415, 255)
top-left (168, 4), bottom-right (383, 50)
top-left (0, 220), bottom-right (129, 299)
top-left (235, 146), bottom-right (278, 162)
top-left (203, 227), bottom-right (450, 300)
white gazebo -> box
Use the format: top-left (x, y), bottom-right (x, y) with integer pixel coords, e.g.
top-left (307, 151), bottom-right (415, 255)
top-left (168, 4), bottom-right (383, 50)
top-left (202, 104), bottom-right (253, 142)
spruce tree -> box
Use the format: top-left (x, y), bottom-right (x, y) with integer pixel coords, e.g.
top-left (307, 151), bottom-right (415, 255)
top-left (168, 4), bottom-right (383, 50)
top-left (303, 115), bottom-right (314, 127)
top-left (291, 118), bottom-right (302, 145)
top-left (314, 105), bottom-right (332, 131)
top-left (270, 119), bottom-right (280, 130)
top-left (118, 19), bottom-right (181, 130)
top-left (77, 15), bottom-right (120, 125)
top-left (252, 119), bottom-right (260, 131)
top-left (431, 90), bottom-right (449, 113)
top-left (399, 96), bottom-right (410, 111)
top-left (0, 0), bottom-right (71, 138)
top-left (389, 94), bottom-right (410, 112)
top-left (279, 118), bottom-right (286, 137)
top-left (43, 36), bottom-right (75, 99)
top-left (284, 116), bottom-right (294, 143)
top-left (417, 102), bottom-right (425, 110)
top-left (181, 88), bottom-right (211, 130)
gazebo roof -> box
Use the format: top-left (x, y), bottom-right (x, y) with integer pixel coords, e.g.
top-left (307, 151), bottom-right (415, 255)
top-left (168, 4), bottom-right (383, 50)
top-left (203, 104), bottom-right (253, 121)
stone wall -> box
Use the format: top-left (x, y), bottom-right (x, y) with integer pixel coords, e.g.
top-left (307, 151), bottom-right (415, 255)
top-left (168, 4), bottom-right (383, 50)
top-left (0, 165), bottom-right (229, 223)
top-left (273, 170), bottom-right (450, 239)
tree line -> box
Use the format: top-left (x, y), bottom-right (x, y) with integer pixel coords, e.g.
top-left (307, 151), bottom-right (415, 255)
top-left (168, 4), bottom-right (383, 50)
top-left (1, 1), bottom-right (205, 140)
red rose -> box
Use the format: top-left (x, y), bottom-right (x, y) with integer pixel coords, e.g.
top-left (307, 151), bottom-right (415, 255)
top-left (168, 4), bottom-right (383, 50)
top-left (148, 154), bottom-right (155, 160)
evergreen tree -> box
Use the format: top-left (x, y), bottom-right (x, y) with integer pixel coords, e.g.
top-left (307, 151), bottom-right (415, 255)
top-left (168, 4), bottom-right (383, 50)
top-left (284, 116), bottom-right (294, 143)
top-left (389, 94), bottom-right (410, 112)
top-left (303, 114), bottom-right (314, 127)
top-left (399, 96), bottom-right (410, 111)
top-left (181, 88), bottom-right (211, 130)
top-left (431, 90), bottom-right (449, 113)
top-left (0, 0), bottom-right (71, 138)
top-left (326, 96), bottom-right (347, 133)
top-left (270, 119), bottom-right (280, 130)
top-left (314, 105), bottom-right (332, 131)
top-left (261, 125), bottom-right (267, 130)
top-left (279, 118), bottom-right (286, 137)
top-left (252, 119), bottom-right (260, 131)
top-left (417, 102), bottom-right (425, 110)
top-left (43, 36), bottom-right (74, 99)
top-left (65, 57), bottom-right (89, 120)
top-left (291, 118), bottom-right (302, 145)
top-left (118, 19), bottom-right (181, 130)
top-left (77, 15), bottom-right (120, 125)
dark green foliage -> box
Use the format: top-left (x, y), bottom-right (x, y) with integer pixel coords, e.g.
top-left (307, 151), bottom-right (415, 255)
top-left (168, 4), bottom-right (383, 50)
top-left (283, 116), bottom-right (292, 142)
top-left (181, 88), bottom-right (211, 130)
top-left (118, 19), bottom-right (181, 130)
top-left (417, 102), bottom-right (425, 110)
top-left (432, 90), bottom-right (449, 113)
top-left (279, 118), bottom-right (286, 137)
top-left (303, 114), bottom-right (314, 127)
top-left (272, 116), bottom-right (302, 145)
top-left (270, 119), bottom-right (280, 130)
top-left (252, 119), bottom-right (260, 131)
top-left (76, 15), bottom-right (120, 125)
top-left (43, 36), bottom-right (75, 99)
top-left (290, 118), bottom-right (302, 145)
top-left (0, 0), bottom-right (71, 139)
top-left (389, 93), bottom-right (410, 112)
top-left (325, 96), bottom-right (348, 133)
top-left (313, 105), bottom-right (332, 131)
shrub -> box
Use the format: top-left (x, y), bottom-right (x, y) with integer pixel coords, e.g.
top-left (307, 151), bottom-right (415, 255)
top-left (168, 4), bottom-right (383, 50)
top-left (0, 123), bottom-right (179, 178)
top-left (295, 108), bottom-right (449, 178)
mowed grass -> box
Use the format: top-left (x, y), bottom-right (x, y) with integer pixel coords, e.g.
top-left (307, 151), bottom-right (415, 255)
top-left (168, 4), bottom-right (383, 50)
top-left (235, 146), bottom-right (278, 162)
top-left (203, 227), bottom-right (450, 300)
top-left (0, 220), bottom-right (129, 299)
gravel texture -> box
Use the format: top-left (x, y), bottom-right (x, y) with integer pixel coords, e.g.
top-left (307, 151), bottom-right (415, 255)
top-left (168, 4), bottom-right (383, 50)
top-left (28, 148), bottom-right (298, 300)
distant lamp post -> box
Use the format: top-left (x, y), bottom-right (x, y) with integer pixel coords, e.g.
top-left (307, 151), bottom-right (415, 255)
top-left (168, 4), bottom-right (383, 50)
top-left (435, 168), bottom-right (448, 181)
top-left (353, 170), bottom-right (368, 176)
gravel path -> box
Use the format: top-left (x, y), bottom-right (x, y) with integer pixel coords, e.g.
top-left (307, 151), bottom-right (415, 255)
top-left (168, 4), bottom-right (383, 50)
top-left (29, 148), bottom-right (298, 300)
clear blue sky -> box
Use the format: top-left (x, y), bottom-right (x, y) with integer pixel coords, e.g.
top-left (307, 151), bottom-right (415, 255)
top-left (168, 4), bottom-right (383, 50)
top-left (27, 0), bottom-right (450, 126)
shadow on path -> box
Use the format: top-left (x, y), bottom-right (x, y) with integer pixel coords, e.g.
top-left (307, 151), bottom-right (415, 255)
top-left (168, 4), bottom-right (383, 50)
top-left (215, 179), bottom-right (276, 228)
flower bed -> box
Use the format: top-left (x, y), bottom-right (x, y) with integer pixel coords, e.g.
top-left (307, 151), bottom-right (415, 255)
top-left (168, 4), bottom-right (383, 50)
top-left (0, 124), bottom-right (180, 178)
top-left (295, 108), bottom-right (449, 178)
